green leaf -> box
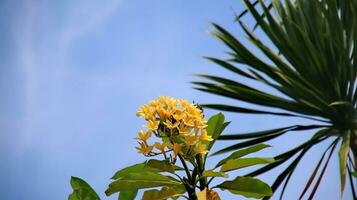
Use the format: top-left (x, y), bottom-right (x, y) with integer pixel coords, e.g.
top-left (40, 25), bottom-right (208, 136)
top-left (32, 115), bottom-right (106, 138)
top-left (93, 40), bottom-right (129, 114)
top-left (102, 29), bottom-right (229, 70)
top-left (299, 148), bottom-right (327, 199)
top-left (202, 169), bottom-right (228, 178)
top-left (171, 184), bottom-right (187, 198)
top-left (220, 157), bottom-right (275, 172)
top-left (213, 134), bottom-right (282, 156)
top-left (205, 113), bottom-right (229, 151)
top-left (339, 131), bottom-right (351, 194)
top-left (328, 101), bottom-right (354, 108)
top-left (206, 113), bottom-right (225, 138)
top-left (142, 187), bottom-right (183, 200)
top-left (111, 163), bottom-right (159, 180)
top-left (105, 172), bottom-right (181, 196)
top-left (218, 125), bottom-right (325, 140)
top-left (216, 144), bottom-right (271, 167)
top-left (193, 0), bottom-right (357, 198)
top-left (216, 176), bottom-right (272, 198)
top-left (146, 159), bottom-right (178, 173)
top-left (305, 139), bottom-right (338, 200)
top-left (298, 138), bottom-right (339, 200)
top-left (68, 193), bottom-right (77, 200)
top-left (246, 128), bottom-right (330, 178)
top-left (352, 171), bottom-right (357, 178)
top-left (118, 190), bottom-right (137, 200)
top-left (202, 57), bottom-right (256, 79)
top-left (69, 176), bottom-right (100, 200)
top-left (201, 104), bottom-right (326, 122)
top-left (213, 125), bottom-right (325, 157)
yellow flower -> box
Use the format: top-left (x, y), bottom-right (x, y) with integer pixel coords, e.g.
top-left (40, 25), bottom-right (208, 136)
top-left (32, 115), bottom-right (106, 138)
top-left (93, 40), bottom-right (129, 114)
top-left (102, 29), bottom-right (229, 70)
top-left (187, 105), bottom-right (200, 117)
top-left (196, 143), bottom-right (208, 154)
top-left (163, 120), bottom-right (180, 129)
top-left (200, 129), bottom-right (213, 141)
top-left (149, 100), bottom-right (159, 108)
top-left (166, 97), bottom-right (178, 108)
top-left (178, 123), bottom-right (192, 135)
top-left (183, 116), bottom-right (195, 127)
top-left (145, 120), bottom-right (159, 131)
top-left (156, 107), bottom-right (172, 120)
top-left (137, 130), bottom-right (151, 141)
top-left (173, 143), bottom-right (182, 158)
top-left (184, 134), bottom-right (198, 146)
top-left (173, 109), bottom-right (185, 121)
top-left (178, 99), bottom-right (190, 108)
top-left (136, 96), bottom-right (209, 160)
top-left (195, 118), bottom-right (207, 129)
top-left (136, 143), bottom-right (153, 155)
top-left (136, 105), bottom-right (153, 119)
top-left (154, 142), bottom-right (167, 152)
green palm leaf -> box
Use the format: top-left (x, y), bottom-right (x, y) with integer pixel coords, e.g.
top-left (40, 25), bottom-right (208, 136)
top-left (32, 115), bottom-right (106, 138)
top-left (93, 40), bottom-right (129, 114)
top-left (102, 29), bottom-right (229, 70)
top-left (194, 0), bottom-right (357, 198)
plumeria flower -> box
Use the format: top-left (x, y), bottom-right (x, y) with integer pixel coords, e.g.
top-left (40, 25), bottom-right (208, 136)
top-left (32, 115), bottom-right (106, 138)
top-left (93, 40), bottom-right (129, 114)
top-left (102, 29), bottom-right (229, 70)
top-left (172, 143), bottom-right (182, 159)
top-left (163, 120), bottom-right (180, 129)
top-left (186, 106), bottom-right (201, 117)
top-left (145, 120), bottom-right (159, 131)
top-left (178, 123), bottom-right (191, 135)
top-left (195, 119), bottom-right (208, 129)
top-left (200, 129), bottom-right (213, 141)
top-left (136, 143), bottom-right (153, 155)
top-left (156, 108), bottom-right (167, 119)
top-left (183, 117), bottom-right (195, 127)
top-left (196, 143), bottom-right (208, 154)
top-left (184, 134), bottom-right (198, 146)
top-left (136, 96), bottom-right (209, 160)
top-left (173, 109), bottom-right (185, 121)
top-left (136, 105), bottom-right (154, 119)
top-left (137, 130), bottom-right (151, 141)
top-left (154, 142), bottom-right (167, 152)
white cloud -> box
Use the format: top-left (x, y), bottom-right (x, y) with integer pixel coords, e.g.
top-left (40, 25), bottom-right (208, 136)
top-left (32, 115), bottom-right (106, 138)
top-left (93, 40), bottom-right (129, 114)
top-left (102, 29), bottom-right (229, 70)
top-left (13, 0), bottom-right (122, 154)
top-left (58, 0), bottom-right (122, 57)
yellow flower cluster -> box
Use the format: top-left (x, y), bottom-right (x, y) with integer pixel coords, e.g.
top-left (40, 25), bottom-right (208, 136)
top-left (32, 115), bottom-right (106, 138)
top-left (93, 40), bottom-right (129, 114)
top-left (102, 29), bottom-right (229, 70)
top-left (136, 96), bottom-right (212, 161)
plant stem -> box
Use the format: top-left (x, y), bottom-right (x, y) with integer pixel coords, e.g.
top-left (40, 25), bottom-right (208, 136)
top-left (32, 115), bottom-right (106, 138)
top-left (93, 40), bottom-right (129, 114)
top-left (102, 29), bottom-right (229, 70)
top-left (178, 154), bottom-right (192, 180)
top-left (178, 154), bottom-right (198, 200)
top-left (186, 186), bottom-right (198, 200)
top-left (196, 154), bottom-right (207, 190)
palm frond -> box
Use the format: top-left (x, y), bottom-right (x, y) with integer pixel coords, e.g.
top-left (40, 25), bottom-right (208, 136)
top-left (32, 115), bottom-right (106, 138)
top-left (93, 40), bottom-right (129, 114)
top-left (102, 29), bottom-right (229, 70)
top-left (194, 0), bottom-right (357, 198)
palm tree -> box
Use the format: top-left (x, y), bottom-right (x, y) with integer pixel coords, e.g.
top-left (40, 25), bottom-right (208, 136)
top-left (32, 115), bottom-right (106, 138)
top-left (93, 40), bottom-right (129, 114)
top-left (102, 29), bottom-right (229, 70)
top-left (193, 0), bottom-right (357, 199)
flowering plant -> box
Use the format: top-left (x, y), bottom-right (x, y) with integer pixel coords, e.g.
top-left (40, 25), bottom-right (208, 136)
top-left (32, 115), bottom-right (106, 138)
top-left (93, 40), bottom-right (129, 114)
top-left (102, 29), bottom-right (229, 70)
top-left (135, 96), bottom-right (212, 160)
top-left (69, 97), bottom-right (273, 200)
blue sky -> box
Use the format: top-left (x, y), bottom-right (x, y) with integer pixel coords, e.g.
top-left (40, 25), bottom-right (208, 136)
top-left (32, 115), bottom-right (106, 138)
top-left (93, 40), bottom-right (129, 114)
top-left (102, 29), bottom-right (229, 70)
top-left (0, 0), bottom-right (352, 199)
